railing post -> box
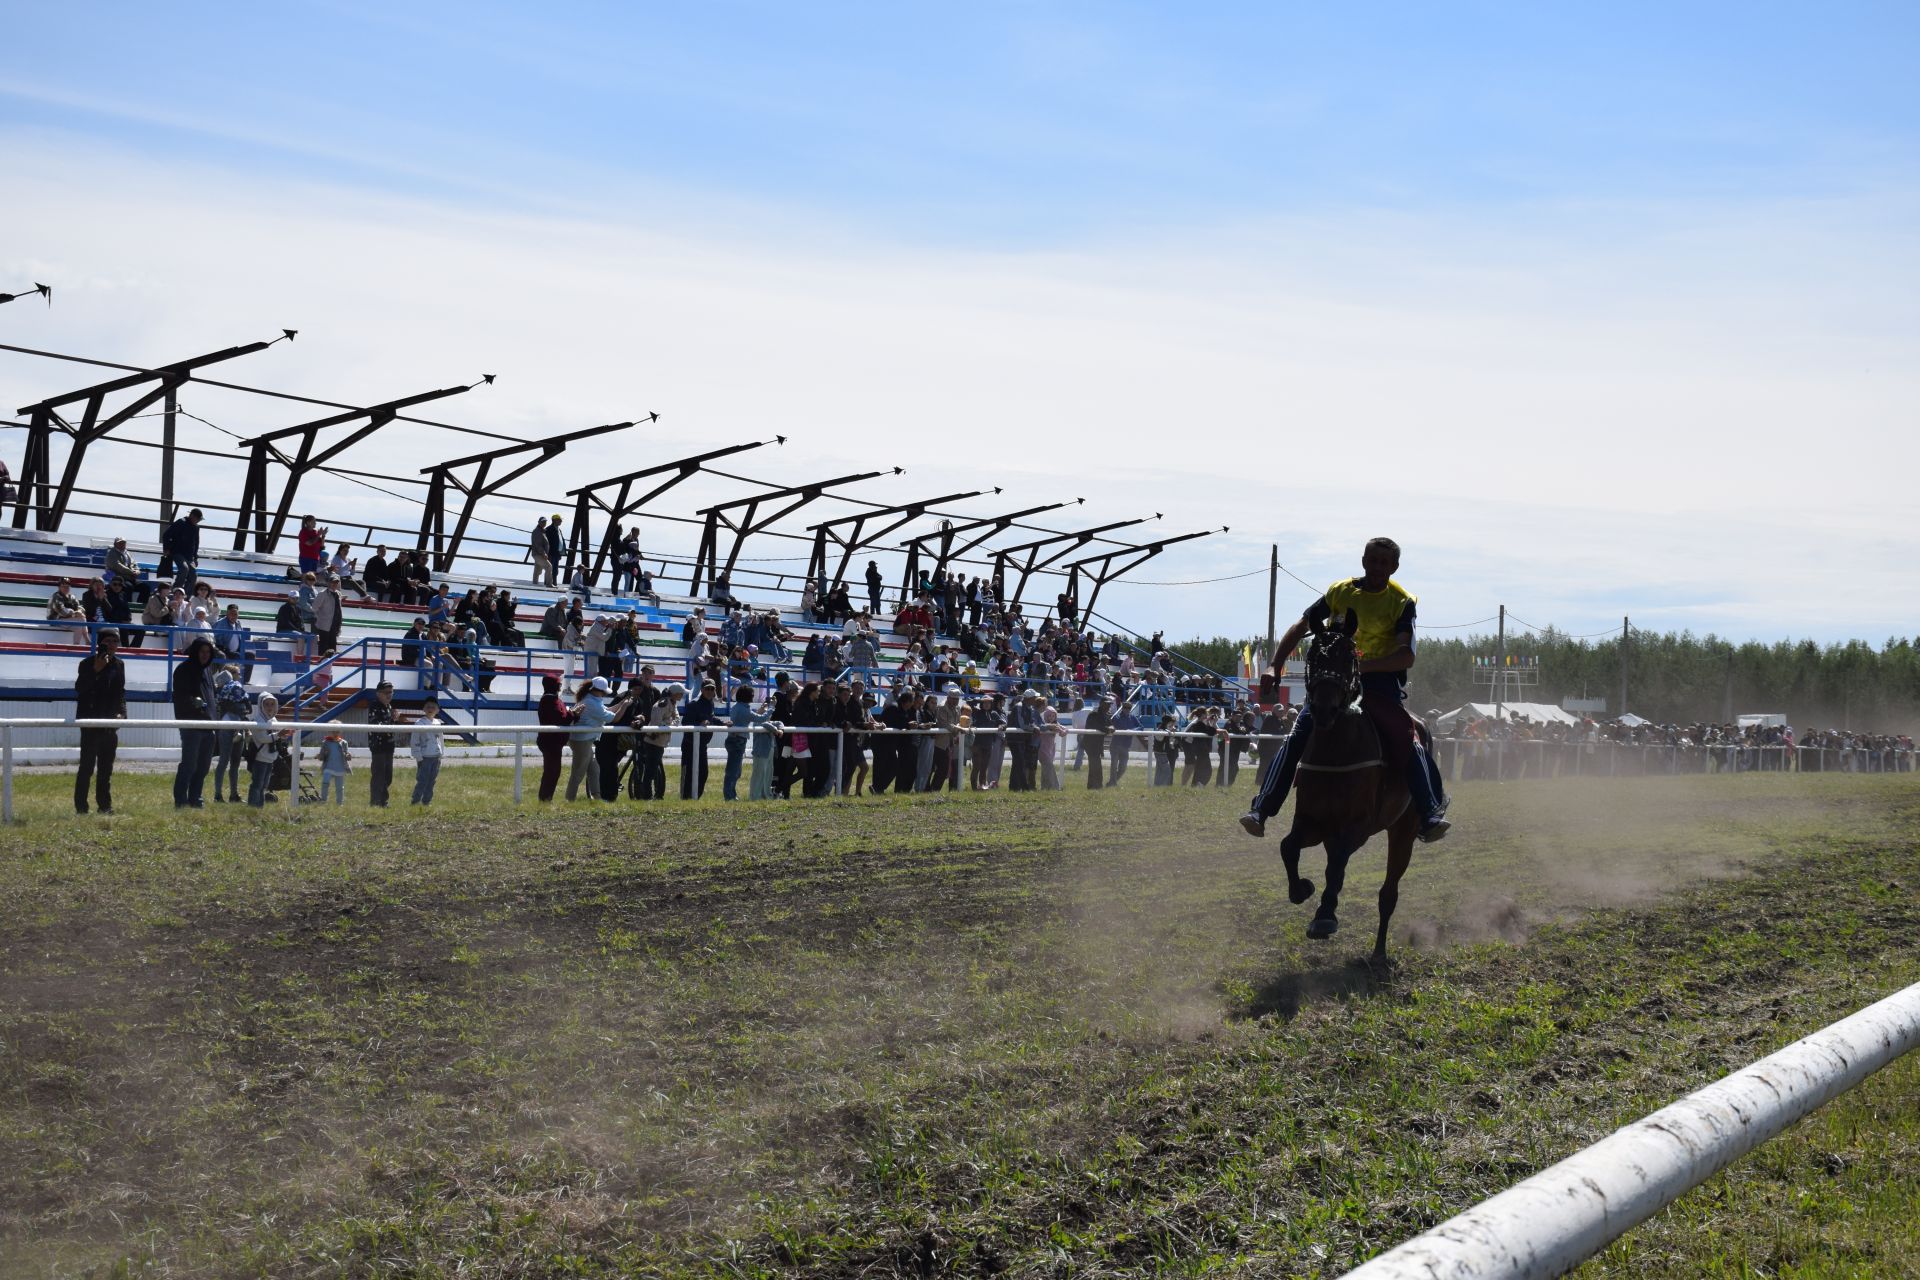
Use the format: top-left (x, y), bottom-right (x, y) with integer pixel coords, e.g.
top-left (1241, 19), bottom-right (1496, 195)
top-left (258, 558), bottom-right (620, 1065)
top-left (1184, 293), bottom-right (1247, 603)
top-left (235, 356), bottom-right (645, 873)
top-left (512, 729), bottom-right (524, 804)
top-left (1, 723), bottom-right (12, 824)
top-left (832, 729), bottom-right (844, 796)
top-left (288, 725), bottom-right (302, 815)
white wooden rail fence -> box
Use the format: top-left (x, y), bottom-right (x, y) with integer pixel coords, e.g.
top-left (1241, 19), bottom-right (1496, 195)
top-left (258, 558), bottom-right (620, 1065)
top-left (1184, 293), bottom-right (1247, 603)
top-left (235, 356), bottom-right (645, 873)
top-left (1342, 979), bottom-right (1920, 1278)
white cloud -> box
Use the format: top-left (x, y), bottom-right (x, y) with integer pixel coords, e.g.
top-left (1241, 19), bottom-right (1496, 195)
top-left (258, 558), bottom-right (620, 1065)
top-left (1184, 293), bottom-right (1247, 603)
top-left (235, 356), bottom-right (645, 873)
top-left (2, 133), bottom-right (1914, 644)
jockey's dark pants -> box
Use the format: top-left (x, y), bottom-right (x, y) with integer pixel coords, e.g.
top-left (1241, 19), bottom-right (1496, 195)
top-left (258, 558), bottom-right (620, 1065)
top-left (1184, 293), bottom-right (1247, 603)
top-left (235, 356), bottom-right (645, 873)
top-left (1250, 695), bottom-right (1445, 826)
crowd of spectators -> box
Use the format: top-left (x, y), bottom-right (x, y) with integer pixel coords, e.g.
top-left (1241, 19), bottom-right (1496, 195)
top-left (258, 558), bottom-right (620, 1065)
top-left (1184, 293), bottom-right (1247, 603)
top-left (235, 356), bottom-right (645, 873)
top-left (1437, 712), bottom-right (1913, 777)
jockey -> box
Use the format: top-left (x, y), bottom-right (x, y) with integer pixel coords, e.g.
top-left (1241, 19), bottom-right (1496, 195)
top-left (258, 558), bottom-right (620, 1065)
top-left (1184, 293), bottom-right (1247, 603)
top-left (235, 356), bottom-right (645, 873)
top-left (1240, 536), bottom-right (1449, 842)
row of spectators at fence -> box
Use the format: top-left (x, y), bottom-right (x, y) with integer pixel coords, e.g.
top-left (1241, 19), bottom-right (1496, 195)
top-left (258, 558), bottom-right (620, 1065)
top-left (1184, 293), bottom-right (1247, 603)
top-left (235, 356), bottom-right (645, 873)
top-left (530, 668), bottom-right (1276, 803)
top-left (1436, 712), bottom-right (1912, 776)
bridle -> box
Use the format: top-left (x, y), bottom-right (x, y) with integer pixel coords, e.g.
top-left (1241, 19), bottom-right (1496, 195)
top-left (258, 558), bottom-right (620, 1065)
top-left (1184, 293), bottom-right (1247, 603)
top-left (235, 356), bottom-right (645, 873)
top-left (1304, 627), bottom-right (1362, 712)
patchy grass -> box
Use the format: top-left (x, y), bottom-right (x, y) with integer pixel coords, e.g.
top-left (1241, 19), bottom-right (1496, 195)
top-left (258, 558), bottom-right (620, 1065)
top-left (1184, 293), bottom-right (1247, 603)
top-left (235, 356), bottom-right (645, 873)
top-left (0, 767), bottom-right (1916, 1277)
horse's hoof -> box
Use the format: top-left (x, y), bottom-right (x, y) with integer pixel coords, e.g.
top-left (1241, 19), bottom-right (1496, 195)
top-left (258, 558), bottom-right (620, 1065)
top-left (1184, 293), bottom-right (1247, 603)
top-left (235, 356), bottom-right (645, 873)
top-left (1306, 914), bottom-right (1338, 940)
top-left (1289, 878), bottom-right (1315, 905)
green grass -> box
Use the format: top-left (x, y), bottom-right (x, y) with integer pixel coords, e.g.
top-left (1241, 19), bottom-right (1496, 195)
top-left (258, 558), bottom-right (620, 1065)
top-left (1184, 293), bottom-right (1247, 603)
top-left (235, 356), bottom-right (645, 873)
top-left (1, 766), bottom-right (1916, 1277)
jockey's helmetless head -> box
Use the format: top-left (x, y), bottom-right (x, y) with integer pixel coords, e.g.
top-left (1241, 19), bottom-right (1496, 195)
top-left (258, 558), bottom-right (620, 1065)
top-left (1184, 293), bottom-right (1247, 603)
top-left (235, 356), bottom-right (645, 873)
top-left (1361, 537), bottom-right (1401, 582)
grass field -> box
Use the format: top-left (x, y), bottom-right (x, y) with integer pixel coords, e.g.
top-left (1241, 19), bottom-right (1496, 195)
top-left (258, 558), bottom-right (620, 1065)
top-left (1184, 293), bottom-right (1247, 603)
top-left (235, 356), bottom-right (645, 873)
top-left (2, 764), bottom-right (1917, 1277)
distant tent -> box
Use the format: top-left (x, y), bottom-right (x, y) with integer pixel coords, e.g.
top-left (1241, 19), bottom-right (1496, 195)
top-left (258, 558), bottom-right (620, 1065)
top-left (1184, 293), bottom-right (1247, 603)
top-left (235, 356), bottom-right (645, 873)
top-left (1616, 712), bottom-right (1651, 727)
top-left (1435, 701), bottom-right (1580, 732)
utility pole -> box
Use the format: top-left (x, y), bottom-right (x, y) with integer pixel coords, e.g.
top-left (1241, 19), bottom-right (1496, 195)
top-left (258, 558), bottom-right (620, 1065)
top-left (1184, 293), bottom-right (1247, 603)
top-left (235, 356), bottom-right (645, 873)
top-left (1722, 646), bottom-right (1734, 723)
top-left (1266, 544), bottom-right (1278, 670)
top-left (1619, 616), bottom-right (1630, 718)
top-left (1496, 605), bottom-right (1507, 721)
top-left (159, 384), bottom-right (178, 539)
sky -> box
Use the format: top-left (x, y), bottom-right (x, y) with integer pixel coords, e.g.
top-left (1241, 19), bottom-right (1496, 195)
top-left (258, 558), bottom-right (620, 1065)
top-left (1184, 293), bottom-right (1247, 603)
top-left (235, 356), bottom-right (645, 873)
top-left (3, 2), bottom-right (1917, 647)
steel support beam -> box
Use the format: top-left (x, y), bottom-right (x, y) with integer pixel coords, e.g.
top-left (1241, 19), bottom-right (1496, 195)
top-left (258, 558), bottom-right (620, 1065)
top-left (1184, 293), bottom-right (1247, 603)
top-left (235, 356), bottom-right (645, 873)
top-left (417, 414), bottom-right (651, 572)
top-left (233, 376), bottom-right (488, 553)
top-left (1062, 525), bottom-right (1224, 620)
top-left (12, 331), bottom-right (293, 531)
top-left (562, 436), bottom-right (783, 587)
top-left (992, 514), bottom-right (1162, 609)
top-left (898, 497), bottom-right (1083, 598)
top-left (805, 487), bottom-right (997, 596)
top-left (0, 283), bottom-right (50, 307)
top-left (690, 467), bottom-right (900, 597)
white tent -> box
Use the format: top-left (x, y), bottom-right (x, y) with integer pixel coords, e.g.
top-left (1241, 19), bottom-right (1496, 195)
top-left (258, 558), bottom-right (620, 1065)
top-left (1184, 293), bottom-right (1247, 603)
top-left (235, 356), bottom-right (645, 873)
top-left (1436, 701), bottom-right (1581, 730)
top-left (1616, 712), bottom-right (1651, 727)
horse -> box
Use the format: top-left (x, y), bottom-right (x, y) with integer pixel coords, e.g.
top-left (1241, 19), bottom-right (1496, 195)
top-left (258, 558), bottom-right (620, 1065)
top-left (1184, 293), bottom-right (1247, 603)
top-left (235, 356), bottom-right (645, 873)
top-left (1277, 611), bottom-right (1419, 965)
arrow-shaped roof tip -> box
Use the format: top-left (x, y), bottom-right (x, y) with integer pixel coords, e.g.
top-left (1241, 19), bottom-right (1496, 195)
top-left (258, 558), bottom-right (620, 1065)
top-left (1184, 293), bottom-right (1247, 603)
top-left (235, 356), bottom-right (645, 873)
top-left (649, 411), bottom-right (659, 421)
top-left (281, 328), bottom-right (297, 341)
top-left (775, 434), bottom-right (788, 445)
top-left (993, 486), bottom-right (1003, 494)
top-left (481, 374), bottom-right (496, 385)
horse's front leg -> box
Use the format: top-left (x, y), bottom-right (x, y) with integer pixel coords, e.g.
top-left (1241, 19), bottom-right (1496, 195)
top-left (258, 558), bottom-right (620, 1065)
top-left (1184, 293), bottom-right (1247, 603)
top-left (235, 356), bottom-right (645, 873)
top-left (1307, 834), bottom-right (1355, 939)
top-left (1279, 823), bottom-right (1316, 905)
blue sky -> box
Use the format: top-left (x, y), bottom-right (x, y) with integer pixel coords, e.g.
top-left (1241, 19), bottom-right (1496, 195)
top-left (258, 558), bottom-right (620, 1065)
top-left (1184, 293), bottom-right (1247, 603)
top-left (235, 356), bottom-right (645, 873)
top-left (3, 4), bottom-right (1917, 645)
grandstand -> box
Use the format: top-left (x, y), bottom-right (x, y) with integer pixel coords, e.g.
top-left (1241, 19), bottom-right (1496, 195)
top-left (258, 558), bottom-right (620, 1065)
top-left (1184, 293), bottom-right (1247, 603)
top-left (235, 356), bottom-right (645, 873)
top-left (0, 324), bottom-right (1284, 761)
top-left (0, 522), bottom-right (1282, 755)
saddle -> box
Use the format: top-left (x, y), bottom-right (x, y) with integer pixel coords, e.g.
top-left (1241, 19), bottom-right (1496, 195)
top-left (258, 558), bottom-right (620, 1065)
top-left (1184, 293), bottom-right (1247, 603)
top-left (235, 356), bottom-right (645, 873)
top-left (1296, 708), bottom-right (1412, 831)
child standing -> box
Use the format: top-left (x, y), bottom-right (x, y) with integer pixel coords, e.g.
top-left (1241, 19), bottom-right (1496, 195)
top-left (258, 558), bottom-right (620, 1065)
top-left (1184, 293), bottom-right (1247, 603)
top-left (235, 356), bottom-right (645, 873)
top-left (411, 696), bottom-right (443, 805)
top-left (318, 729), bottom-right (351, 804)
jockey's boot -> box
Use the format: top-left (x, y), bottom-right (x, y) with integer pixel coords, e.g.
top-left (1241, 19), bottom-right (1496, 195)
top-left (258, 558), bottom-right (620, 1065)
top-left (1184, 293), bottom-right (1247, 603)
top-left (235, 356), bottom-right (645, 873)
top-left (1241, 708), bottom-right (1312, 837)
top-left (1406, 745), bottom-right (1450, 843)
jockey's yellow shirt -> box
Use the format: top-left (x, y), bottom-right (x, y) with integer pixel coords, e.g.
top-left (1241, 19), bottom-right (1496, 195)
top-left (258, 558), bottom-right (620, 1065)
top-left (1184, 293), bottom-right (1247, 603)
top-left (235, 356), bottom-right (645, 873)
top-left (1307, 577), bottom-right (1417, 697)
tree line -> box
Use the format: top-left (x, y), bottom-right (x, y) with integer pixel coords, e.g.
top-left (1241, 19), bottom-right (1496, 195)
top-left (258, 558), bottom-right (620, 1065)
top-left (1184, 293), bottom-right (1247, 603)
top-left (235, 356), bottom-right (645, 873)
top-left (1166, 629), bottom-right (1920, 732)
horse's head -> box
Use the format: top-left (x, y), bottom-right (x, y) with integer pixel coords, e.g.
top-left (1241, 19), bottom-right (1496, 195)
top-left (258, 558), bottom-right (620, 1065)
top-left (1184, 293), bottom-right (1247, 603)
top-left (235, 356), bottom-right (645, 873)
top-left (1304, 608), bottom-right (1361, 719)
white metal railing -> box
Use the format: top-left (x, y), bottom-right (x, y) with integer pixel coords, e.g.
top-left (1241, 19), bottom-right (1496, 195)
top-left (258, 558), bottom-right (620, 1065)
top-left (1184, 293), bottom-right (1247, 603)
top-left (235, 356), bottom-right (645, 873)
top-left (1342, 979), bottom-right (1920, 1278)
top-left (1435, 737), bottom-right (1914, 779)
top-left (0, 717), bottom-right (1280, 820)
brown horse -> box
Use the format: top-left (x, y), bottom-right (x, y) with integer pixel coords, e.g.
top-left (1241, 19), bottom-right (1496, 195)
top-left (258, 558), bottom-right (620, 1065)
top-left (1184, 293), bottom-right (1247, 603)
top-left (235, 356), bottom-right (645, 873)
top-left (1278, 614), bottom-right (1418, 964)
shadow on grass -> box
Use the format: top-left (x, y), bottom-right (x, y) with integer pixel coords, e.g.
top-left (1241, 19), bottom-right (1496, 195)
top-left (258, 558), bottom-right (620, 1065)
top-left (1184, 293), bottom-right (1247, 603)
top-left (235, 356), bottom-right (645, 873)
top-left (1229, 956), bottom-right (1395, 1022)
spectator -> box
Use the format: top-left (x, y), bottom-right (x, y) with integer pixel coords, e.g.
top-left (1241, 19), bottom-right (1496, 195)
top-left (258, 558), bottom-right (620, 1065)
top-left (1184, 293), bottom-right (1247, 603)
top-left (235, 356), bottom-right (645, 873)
top-left (544, 515), bottom-right (565, 588)
top-left (211, 667), bottom-right (251, 803)
top-left (170, 636), bottom-right (218, 809)
top-left (47, 576), bottom-right (86, 642)
top-left (407, 553), bottom-right (433, 605)
top-left (275, 589), bottom-right (314, 662)
top-left (79, 575), bottom-right (112, 631)
top-left (189, 580), bottom-right (220, 622)
top-left (535, 674), bottom-right (574, 802)
top-left (73, 630), bottom-right (126, 815)
top-left (865, 560), bottom-right (884, 615)
top-left (615, 525), bottom-right (641, 592)
top-left (568, 562), bottom-right (592, 605)
top-left (313, 575), bottom-right (344, 656)
top-left (799, 578), bottom-right (818, 623)
top-left (680, 679), bottom-right (718, 799)
top-left (104, 536), bottom-right (141, 599)
top-left (247, 694), bottom-right (286, 807)
top-left (317, 730), bottom-right (351, 804)
top-left (573, 675), bottom-right (624, 802)
top-left (134, 584), bottom-right (172, 650)
top-left (213, 603), bottom-right (250, 667)
top-left (101, 576), bottom-right (134, 646)
top-left (329, 544), bottom-right (369, 598)
top-left (710, 572), bottom-right (741, 611)
top-left (636, 677), bottom-right (678, 801)
top-left (159, 507), bottom-right (203, 592)
top-left (723, 684), bottom-right (759, 800)
top-left (530, 517), bottom-right (554, 587)
top-left (426, 583), bottom-right (452, 628)
top-left (296, 514), bottom-right (329, 575)
top-left (746, 685), bottom-right (779, 800)
top-left (366, 680), bottom-right (398, 806)
top-left (410, 696), bottom-right (444, 805)
top-left (1083, 694), bottom-right (1115, 790)
top-left (363, 544), bottom-right (391, 601)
